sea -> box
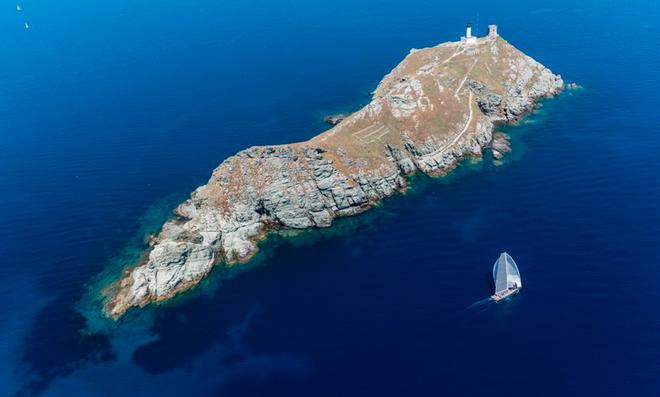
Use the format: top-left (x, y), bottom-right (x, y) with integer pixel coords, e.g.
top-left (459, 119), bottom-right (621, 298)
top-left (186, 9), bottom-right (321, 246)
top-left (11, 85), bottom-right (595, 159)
top-left (1, 0), bottom-right (659, 396)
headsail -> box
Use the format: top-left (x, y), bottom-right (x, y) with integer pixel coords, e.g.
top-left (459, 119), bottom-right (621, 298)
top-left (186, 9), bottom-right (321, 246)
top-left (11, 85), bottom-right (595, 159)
top-left (492, 252), bottom-right (522, 293)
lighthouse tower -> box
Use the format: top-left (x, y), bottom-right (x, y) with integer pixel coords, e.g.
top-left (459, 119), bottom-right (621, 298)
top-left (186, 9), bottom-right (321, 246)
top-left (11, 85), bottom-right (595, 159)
top-left (462, 22), bottom-right (477, 45)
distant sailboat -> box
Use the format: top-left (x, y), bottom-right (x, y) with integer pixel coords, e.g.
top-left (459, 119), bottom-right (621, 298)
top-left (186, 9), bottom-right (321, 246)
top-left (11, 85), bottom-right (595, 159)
top-left (491, 252), bottom-right (522, 301)
top-left (16, 4), bottom-right (21, 11)
top-left (24, 22), bottom-right (30, 29)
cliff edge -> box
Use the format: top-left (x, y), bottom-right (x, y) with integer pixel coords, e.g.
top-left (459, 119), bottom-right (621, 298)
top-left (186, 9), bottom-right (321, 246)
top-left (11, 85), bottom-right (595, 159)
top-left (104, 30), bottom-right (563, 318)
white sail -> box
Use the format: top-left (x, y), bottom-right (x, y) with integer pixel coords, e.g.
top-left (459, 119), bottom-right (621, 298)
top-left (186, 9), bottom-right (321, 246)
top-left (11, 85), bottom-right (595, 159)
top-left (492, 252), bottom-right (522, 293)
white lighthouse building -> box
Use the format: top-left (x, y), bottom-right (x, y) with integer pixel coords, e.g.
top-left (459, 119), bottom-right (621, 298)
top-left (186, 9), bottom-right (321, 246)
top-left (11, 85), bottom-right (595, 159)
top-left (462, 22), bottom-right (477, 45)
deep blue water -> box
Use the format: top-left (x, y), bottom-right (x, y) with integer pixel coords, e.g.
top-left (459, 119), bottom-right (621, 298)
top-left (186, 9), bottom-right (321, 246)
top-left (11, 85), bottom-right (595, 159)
top-left (2, 0), bottom-right (659, 396)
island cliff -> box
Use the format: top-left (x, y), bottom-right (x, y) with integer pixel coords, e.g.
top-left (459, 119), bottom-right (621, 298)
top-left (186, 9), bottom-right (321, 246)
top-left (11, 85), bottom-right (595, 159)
top-left (104, 27), bottom-right (563, 318)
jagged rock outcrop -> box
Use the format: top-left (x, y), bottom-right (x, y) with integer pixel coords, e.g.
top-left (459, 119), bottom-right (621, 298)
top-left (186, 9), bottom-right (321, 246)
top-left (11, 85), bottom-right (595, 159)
top-left (491, 132), bottom-right (512, 163)
top-left (325, 113), bottom-right (351, 125)
top-left (105, 31), bottom-right (563, 318)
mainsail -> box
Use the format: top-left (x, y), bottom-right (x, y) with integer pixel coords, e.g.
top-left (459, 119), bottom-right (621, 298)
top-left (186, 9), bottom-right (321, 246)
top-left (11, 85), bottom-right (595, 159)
top-left (492, 252), bottom-right (522, 293)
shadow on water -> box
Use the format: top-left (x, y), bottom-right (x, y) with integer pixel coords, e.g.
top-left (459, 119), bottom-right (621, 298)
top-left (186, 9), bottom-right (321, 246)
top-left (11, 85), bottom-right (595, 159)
top-left (14, 195), bottom-right (186, 396)
top-left (15, 298), bottom-right (115, 397)
top-left (130, 302), bottom-right (260, 374)
top-left (12, 193), bottom-right (329, 393)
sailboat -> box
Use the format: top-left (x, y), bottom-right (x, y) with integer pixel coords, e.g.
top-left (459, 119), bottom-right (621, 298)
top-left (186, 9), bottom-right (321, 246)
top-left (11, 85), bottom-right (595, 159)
top-left (491, 252), bottom-right (522, 301)
top-left (17, 4), bottom-right (21, 11)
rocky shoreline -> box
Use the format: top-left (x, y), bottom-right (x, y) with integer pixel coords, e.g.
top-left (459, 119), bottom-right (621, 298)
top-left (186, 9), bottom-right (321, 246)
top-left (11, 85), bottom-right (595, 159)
top-left (104, 30), bottom-right (563, 318)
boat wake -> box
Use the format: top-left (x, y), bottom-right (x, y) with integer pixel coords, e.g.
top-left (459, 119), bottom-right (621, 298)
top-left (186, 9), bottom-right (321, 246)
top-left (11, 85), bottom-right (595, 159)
top-left (456, 297), bottom-right (494, 323)
top-left (464, 297), bottom-right (492, 311)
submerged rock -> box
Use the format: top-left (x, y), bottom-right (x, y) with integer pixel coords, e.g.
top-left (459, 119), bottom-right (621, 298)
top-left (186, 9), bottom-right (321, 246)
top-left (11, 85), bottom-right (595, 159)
top-left (104, 28), bottom-right (564, 318)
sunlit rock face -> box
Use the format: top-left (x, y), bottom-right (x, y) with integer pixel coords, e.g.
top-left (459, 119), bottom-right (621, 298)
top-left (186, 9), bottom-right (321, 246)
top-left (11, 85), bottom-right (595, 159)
top-left (105, 32), bottom-right (563, 318)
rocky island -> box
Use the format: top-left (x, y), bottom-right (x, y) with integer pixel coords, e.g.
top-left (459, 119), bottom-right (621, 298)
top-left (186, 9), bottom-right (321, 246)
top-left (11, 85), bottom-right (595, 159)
top-left (104, 25), bottom-right (563, 318)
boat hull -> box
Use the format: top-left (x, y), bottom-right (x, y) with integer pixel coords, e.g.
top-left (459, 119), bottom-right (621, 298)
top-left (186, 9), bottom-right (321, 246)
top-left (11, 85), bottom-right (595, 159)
top-left (491, 287), bottom-right (521, 302)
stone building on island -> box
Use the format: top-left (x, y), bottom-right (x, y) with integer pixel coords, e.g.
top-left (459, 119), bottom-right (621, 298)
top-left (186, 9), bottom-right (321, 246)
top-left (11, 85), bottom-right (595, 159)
top-left (462, 22), bottom-right (499, 45)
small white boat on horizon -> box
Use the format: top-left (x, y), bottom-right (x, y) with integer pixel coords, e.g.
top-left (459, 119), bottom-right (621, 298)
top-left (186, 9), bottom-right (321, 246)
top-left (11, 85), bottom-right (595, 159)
top-left (17, 4), bottom-right (21, 11)
top-left (24, 21), bottom-right (30, 29)
top-left (491, 252), bottom-right (522, 301)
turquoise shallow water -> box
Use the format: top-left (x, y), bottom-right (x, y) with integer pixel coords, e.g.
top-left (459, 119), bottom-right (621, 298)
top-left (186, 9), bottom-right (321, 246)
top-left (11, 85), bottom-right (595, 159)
top-left (1, 1), bottom-right (659, 396)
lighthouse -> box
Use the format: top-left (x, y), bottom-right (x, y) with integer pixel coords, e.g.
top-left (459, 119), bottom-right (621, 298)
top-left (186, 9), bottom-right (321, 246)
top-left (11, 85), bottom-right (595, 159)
top-left (462, 22), bottom-right (477, 45)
